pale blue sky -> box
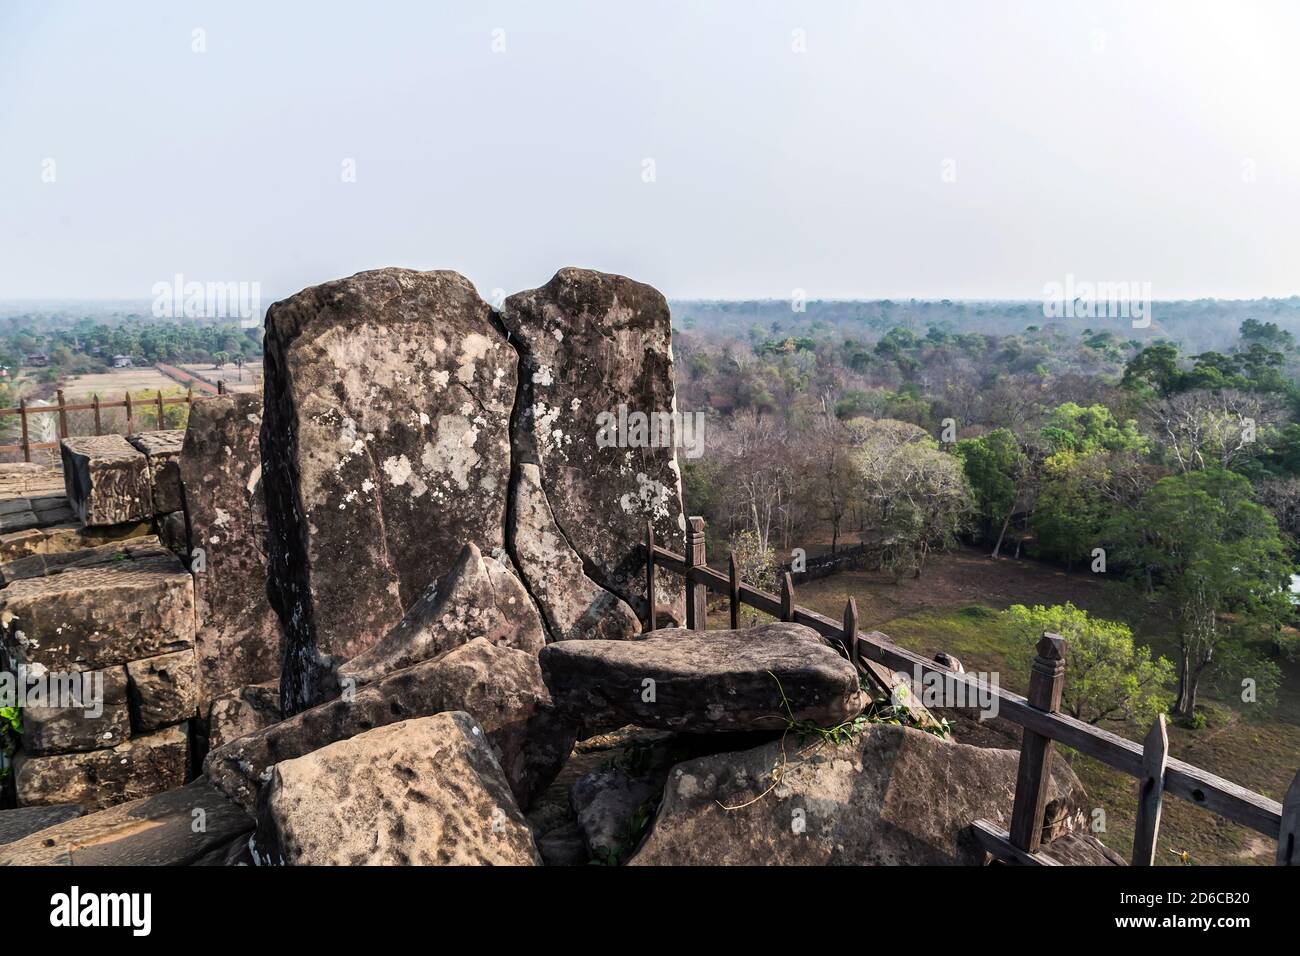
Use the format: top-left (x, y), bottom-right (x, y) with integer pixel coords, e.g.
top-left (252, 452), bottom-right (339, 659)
top-left (2, 0), bottom-right (1298, 302)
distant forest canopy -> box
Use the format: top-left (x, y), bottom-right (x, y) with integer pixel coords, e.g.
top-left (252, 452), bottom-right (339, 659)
top-left (0, 301), bottom-right (263, 383)
top-left (670, 296), bottom-right (1300, 356)
top-left (669, 297), bottom-right (1300, 719)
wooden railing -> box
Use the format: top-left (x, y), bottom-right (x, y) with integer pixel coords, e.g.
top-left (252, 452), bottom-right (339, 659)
top-left (647, 516), bottom-right (1300, 866)
top-left (0, 387), bottom-right (206, 461)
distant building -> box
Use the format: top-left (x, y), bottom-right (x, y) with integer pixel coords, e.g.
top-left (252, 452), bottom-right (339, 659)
top-left (112, 354), bottom-right (133, 368)
top-left (25, 353), bottom-right (49, 367)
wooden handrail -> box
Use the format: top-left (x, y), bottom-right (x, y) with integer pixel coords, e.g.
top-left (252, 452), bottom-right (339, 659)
top-left (648, 536), bottom-right (1290, 847)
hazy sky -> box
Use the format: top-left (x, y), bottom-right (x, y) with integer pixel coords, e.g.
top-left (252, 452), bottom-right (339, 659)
top-left (2, 0), bottom-right (1298, 303)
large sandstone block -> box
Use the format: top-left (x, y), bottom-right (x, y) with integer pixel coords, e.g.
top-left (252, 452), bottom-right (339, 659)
top-left (179, 394), bottom-right (281, 709)
top-left (206, 638), bottom-right (571, 813)
top-left (0, 548), bottom-right (195, 672)
top-left (14, 723), bottom-right (189, 811)
top-left (262, 269), bottom-right (516, 711)
top-left (539, 622), bottom-right (865, 737)
top-left (253, 712), bottom-right (541, 866)
top-left (127, 429), bottom-right (185, 514)
top-left (126, 648), bottom-right (199, 732)
top-left (60, 435), bottom-right (152, 526)
top-left (500, 268), bottom-right (686, 625)
top-left (19, 665), bottom-right (131, 755)
top-left (337, 542), bottom-right (545, 688)
top-left (627, 724), bottom-right (1089, 866)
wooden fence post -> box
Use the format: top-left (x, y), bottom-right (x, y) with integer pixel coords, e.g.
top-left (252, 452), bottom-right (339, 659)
top-left (1131, 714), bottom-right (1169, 866)
top-left (728, 551), bottom-right (740, 629)
top-left (1278, 769), bottom-right (1300, 866)
top-left (843, 596), bottom-right (859, 670)
top-left (780, 571), bottom-right (794, 622)
top-left (56, 389), bottom-right (68, 439)
top-left (124, 392), bottom-right (134, 435)
top-left (685, 516), bottom-right (707, 631)
top-left (644, 520), bottom-right (657, 631)
top-left (1008, 632), bottom-right (1068, 852)
top-left (92, 395), bottom-right (101, 435)
top-left (156, 389), bottom-right (165, 429)
top-left (18, 398), bottom-right (29, 463)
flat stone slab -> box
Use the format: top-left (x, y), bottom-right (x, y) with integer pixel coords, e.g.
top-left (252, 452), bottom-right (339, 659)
top-left (0, 804), bottom-right (85, 847)
top-left (127, 430), bottom-right (185, 514)
top-left (538, 622), bottom-right (866, 737)
top-left (253, 712), bottom-right (541, 866)
top-left (0, 535), bottom-right (163, 586)
top-left (13, 723), bottom-right (189, 811)
top-left (0, 547), bottom-right (195, 672)
top-left (60, 435), bottom-right (153, 526)
top-left (0, 778), bottom-right (251, 865)
top-left (0, 520), bottom-right (152, 564)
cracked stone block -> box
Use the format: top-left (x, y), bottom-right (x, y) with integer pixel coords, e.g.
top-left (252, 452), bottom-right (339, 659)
top-left (0, 548), bottom-right (195, 672)
top-left (19, 664), bottom-right (132, 756)
top-left (13, 722), bottom-right (189, 810)
top-left (127, 430), bottom-right (185, 514)
top-left (126, 648), bottom-right (199, 732)
top-left (60, 435), bottom-right (152, 526)
top-left (261, 269), bottom-right (515, 712)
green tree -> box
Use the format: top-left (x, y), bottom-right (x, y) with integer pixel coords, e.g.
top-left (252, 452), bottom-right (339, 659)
top-left (1109, 468), bottom-right (1291, 719)
top-left (1002, 603), bottom-right (1174, 726)
top-left (955, 428), bottom-right (1027, 557)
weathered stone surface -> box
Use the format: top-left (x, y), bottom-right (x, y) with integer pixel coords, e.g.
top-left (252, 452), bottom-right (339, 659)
top-left (180, 393), bottom-right (282, 710)
top-left (0, 519), bottom-right (151, 564)
top-left (500, 268), bottom-right (685, 623)
top-left (627, 724), bottom-right (1088, 865)
top-left (0, 549), bottom-right (195, 672)
top-left (0, 778), bottom-right (251, 865)
top-left (127, 429), bottom-right (185, 514)
top-left (510, 462), bottom-right (639, 641)
top-left (20, 665), bottom-right (131, 755)
top-left (254, 712), bottom-right (542, 866)
top-left (0, 804), bottom-right (84, 846)
top-left (539, 622), bottom-right (865, 737)
top-left (206, 638), bottom-right (571, 813)
top-left (126, 648), bottom-right (199, 732)
top-left (570, 767), bottom-right (663, 861)
top-left (338, 542), bottom-right (546, 687)
top-left (0, 535), bottom-right (163, 585)
top-left (206, 681), bottom-right (281, 751)
top-left (60, 435), bottom-right (152, 526)
top-left (14, 723), bottom-right (189, 811)
top-left (262, 268), bottom-right (517, 712)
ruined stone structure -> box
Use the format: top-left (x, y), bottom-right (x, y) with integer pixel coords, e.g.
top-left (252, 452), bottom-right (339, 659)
top-left (0, 266), bottom-right (1115, 868)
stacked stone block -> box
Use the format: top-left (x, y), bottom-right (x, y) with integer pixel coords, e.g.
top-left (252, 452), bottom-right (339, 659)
top-left (0, 546), bottom-right (199, 810)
